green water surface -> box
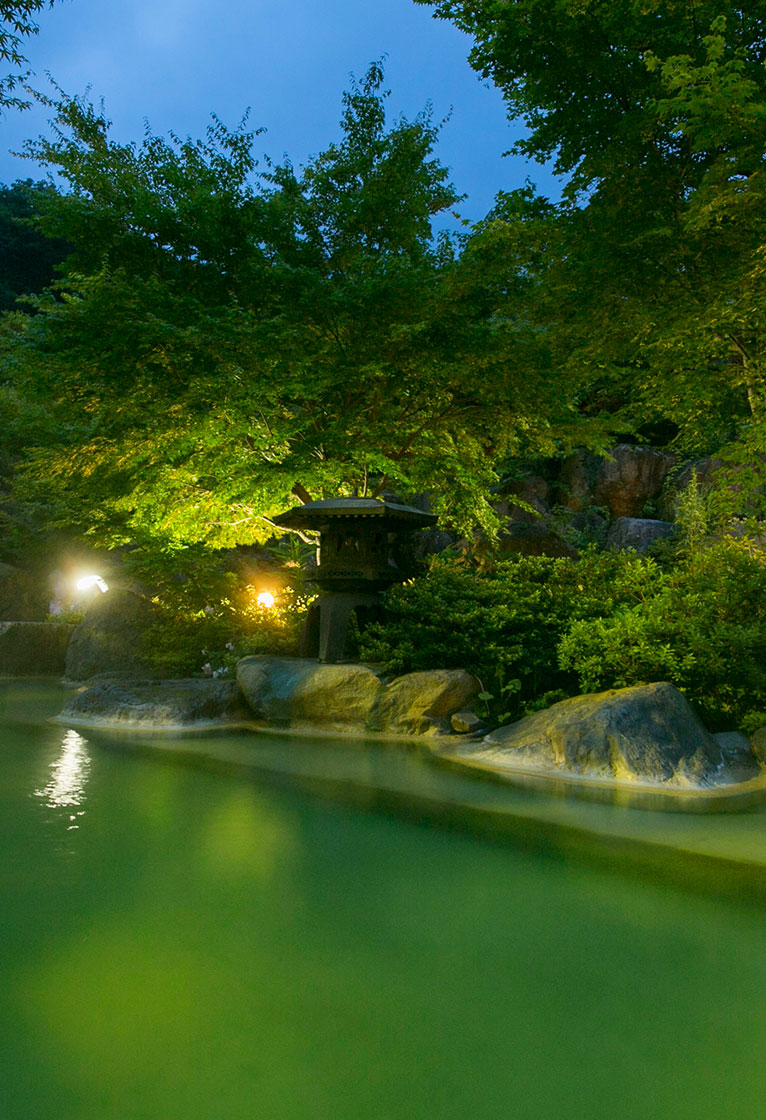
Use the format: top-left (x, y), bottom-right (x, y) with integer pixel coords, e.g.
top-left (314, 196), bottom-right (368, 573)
top-left (2, 680), bottom-right (766, 1120)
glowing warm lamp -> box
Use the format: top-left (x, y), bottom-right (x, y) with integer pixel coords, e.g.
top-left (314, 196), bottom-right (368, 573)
top-left (76, 574), bottom-right (109, 593)
top-left (256, 591), bottom-right (276, 609)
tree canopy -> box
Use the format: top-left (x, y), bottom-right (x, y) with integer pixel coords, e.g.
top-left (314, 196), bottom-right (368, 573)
top-left (419, 1), bottom-right (766, 454)
top-left (0, 179), bottom-right (69, 309)
top-left (0, 65), bottom-right (581, 557)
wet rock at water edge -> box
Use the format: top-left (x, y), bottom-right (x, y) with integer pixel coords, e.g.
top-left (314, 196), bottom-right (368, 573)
top-left (57, 678), bottom-right (249, 728)
top-left (237, 656), bottom-right (385, 731)
top-left (714, 731), bottom-right (756, 771)
top-left (236, 656), bottom-right (480, 736)
top-left (443, 682), bottom-right (761, 789)
top-left (750, 727), bottom-right (766, 766)
top-left (372, 669), bottom-right (481, 736)
top-left (450, 709), bottom-right (485, 735)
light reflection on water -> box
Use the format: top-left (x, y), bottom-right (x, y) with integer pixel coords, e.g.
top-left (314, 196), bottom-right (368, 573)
top-left (34, 729), bottom-right (91, 827)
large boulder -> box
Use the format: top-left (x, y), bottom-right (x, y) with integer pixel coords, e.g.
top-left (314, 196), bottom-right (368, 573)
top-left (0, 621), bottom-right (75, 675)
top-left (57, 678), bottom-right (248, 729)
top-left (372, 669), bottom-right (481, 736)
top-left (605, 517), bottom-right (676, 554)
top-left (444, 682), bottom-right (760, 789)
top-left (594, 445), bottom-right (675, 518)
top-left (65, 589), bottom-right (160, 681)
top-left (558, 449), bottom-right (601, 513)
top-left (494, 474), bottom-right (551, 524)
top-left (558, 445), bottom-right (674, 518)
top-left (236, 657), bottom-right (480, 736)
top-left (750, 726), bottom-right (766, 766)
top-left (237, 656), bottom-right (385, 731)
top-left (496, 521), bottom-right (579, 559)
top-left (290, 664), bottom-right (385, 731)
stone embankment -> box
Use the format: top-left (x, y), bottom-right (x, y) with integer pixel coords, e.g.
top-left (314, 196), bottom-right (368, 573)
top-left (54, 664), bottom-right (765, 799)
top-left (58, 658), bottom-right (482, 738)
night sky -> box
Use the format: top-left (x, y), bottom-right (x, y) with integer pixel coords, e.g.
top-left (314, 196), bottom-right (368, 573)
top-left (1, 0), bottom-right (561, 226)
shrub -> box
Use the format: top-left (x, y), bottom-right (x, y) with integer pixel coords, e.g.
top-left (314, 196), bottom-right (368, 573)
top-left (559, 538), bottom-right (766, 730)
top-left (359, 550), bottom-right (656, 724)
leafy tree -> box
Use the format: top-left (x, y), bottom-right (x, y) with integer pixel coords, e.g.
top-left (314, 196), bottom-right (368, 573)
top-left (1, 65), bottom-right (580, 562)
top-left (0, 0), bottom-right (55, 109)
top-left (0, 179), bottom-right (69, 310)
top-left (418, 1), bottom-right (766, 453)
top-left (417, 1), bottom-right (764, 193)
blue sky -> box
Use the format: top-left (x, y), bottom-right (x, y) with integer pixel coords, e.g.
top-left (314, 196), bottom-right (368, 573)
top-left (1, 0), bottom-right (560, 225)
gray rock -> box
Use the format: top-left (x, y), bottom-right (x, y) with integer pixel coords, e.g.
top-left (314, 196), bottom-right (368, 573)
top-left (0, 562), bottom-right (47, 621)
top-left (497, 521), bottom-right (579, 559)
top-left (558, 450), bottom-right (602, 513)
top-left (450, 709), bottom-right (485, 735)
top-left (65, 589), bottom-right (160, 681)
top-left (750, 727), bottom-right (766, 766)
top-left (290, 663), bottom-right (385, 731)
top-left (594, 445), bottom-right (675, 518)
top-left (558, 445), bottom-right (675, 518)
top-left (446, 682), bottom-right (759, 788)
top-left (606, 517), bottom-right (676, 554)
top-left (0, 621), bottom-right (75, 675)
top-left (412, 528), bottom-right (456, 560)
top-left (57, 678), bottom-right (248, 729)
top-left (237, 656), bottom-right (384, 731)
top-left (565, 510), bottom-right (609, 546)
top-left (494, 475), bottom-right (551, 524)
top-left (714, 731), bottom-right (758, 771)
top-left (373, 669), bottom-right (481, 735)
top-left (236, 656), bottom-right (480, 736)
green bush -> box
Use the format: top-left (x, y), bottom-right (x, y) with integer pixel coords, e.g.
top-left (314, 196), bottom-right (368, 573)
top-left (359, 550), bottom-right (656, 724)
top-left (144, 584), bottom-right (310, 678)
top-left (558, 538), bottom-right (766, 730)
top-left (360, 540), bottom-right (766, 731)
top-left (131, 542), bottom-right (314, 678)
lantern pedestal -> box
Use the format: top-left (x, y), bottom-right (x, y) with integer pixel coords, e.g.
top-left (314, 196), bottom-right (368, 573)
top-left (271, 497), bottom-right (437, 664)
top-left (300, 591), bottom-right (383, 663)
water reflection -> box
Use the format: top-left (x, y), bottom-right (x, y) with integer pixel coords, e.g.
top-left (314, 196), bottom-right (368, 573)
top-left (35, 730), bottom-right (91, 826)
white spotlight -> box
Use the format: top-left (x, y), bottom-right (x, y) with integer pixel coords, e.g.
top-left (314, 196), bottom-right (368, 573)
top-left (76, 574), bottom-right (109, 593)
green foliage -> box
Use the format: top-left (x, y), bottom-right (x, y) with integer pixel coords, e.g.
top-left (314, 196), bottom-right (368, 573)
top-left (673, 470), bottom-right (714, 556)
top-left (362, 540), bottom-right (766, 731)
top-left (419, 1), bottom-right (763, 193)
top-left (0, 1), bottom-right (55, 109)
top-left (419, 2), bottom-right (766, 454)
top-left (0, 180), bottom-right (69, 310)
top-left (358, 550), bottom-right (655, 724)
top-left (144, 587), bottom-right (308, 679)
top-left (0, 65), bottom-right (584, 560)
top-left (559, 539), bottom-right (766, 729)
top-left (131, 543), bottom-right (313, 678)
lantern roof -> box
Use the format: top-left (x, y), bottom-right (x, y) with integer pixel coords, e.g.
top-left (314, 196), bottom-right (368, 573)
top-left (271, 496), bottom-right (437, 531)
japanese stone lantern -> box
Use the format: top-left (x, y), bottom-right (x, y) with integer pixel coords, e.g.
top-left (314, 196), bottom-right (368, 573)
top-left (270, 496), bottom-right (437, 663)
